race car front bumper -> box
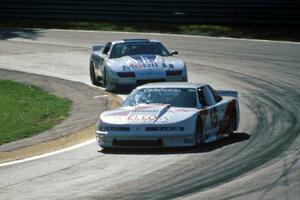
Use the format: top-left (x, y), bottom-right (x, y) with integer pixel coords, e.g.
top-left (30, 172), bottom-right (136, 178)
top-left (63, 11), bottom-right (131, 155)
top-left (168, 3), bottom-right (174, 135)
top-left (96, 130), bottom-right (195, 148)
top-left (108, 70), bottom-right (187, 88)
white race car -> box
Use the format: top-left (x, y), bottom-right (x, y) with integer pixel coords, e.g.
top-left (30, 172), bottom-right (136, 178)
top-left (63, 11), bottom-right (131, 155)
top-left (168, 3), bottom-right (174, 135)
top-left (96, 82), bottom-right (240, 148)
top-left (90, 39), bottom-right (188, 91)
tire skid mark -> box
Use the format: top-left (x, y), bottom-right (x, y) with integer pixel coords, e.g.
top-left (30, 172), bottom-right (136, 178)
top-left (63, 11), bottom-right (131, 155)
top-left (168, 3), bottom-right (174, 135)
top-left (0, 154), bottom-right (104, 190)
top-left (217, 150), bottom-right (300, 200)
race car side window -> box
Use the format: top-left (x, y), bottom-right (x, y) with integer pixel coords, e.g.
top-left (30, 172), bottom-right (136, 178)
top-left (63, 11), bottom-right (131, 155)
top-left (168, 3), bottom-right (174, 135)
top-left (103, 42), bottom-right (111, 55)
top-left (208, 85), bottom-right (222, 103)
top-left (197, 87), bottom-right (208, 107)
top-left (204, 86), bottom-right (216, 106)
top-left (198, 86), bottom-right (216, 107)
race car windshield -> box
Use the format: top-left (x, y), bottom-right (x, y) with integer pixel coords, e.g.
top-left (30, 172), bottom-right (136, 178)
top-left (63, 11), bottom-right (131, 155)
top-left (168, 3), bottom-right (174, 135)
top-left (110, 42), bottom-right (171, 58)
top-left (122, 88), bottom-right (197, 108)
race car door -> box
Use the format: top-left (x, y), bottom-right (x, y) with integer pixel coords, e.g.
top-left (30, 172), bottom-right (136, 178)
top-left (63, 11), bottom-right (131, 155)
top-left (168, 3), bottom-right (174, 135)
top-left (207, 85), bottom-right (232, 137)
top-left (197, 86), bottom-right (227, 142)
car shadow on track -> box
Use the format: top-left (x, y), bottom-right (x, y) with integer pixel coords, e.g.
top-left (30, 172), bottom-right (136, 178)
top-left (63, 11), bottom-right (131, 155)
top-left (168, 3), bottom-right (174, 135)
top-left (100, 132), bottom-right (250, 155)
top-left (0, 28), bottom-right (41, 40)
top-left (111, 86), bottom-right (135, 95)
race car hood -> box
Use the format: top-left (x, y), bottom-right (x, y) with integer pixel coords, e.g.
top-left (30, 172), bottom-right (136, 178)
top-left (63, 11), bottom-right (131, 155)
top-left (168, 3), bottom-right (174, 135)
top-left (107, 55), bottom-right (185, 78)
top-left (100, 103), bottom-right (198, 125)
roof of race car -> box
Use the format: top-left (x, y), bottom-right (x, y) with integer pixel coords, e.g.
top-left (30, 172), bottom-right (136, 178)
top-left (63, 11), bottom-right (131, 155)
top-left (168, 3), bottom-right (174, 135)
top-left (112, 39), bottom-right (160, 44)
top-left (136, 82), bottom-right (205, 89)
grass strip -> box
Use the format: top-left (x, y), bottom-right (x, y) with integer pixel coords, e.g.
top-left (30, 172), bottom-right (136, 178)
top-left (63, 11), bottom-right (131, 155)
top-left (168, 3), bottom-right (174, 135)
top-left (0, 80), bottom-right (71, 145)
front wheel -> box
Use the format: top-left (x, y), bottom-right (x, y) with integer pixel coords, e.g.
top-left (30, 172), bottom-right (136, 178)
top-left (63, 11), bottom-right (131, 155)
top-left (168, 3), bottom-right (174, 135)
top-left (90, 62), bottom-right (100, 86)
top-left (102, 67), bottom-right (107, 88)
top-left (102, 68), bottom-right (115, 91)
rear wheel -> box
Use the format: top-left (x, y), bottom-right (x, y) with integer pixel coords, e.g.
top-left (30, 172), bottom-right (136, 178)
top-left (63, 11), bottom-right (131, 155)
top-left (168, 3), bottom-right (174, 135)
top-left (228, 114), bottom-right (235, 137)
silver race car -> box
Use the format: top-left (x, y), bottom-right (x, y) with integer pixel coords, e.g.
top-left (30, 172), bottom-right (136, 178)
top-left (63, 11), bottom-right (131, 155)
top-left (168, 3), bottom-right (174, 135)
top-left (96, 82), bottom-right (240, 148)
top-left (90, 39), bottom-right (188, 91)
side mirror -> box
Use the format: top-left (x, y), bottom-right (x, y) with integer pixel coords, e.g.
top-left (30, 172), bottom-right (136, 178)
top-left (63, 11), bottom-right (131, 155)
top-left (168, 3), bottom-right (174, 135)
top-left (170, 51), bottom-right (178, 56)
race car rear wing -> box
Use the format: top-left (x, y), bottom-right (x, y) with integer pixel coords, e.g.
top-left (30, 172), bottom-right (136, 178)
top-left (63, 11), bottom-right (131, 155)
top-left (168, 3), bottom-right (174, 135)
top-left (217, 90), bottom-right (238, 98)
top-left (92, 45), bottom-right (104, 52)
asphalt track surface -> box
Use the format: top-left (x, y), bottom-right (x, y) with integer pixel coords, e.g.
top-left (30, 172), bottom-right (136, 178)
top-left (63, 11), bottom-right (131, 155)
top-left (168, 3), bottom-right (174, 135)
top-left (0, 29), bottom-right (299, 200)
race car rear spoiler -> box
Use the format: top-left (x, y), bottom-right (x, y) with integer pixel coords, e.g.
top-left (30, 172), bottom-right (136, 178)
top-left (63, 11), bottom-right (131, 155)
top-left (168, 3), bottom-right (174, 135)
top-left (92, 45), bottom-right (104, 52)
top-left (217, 90), bottom-right (238, 98)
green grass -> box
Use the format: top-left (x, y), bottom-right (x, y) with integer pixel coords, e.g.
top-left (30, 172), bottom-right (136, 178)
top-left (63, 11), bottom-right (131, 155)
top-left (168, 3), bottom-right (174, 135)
top-left (1, 19), bottom-right (300, 42)
top-left (0, 80), bottom-right (71, 145)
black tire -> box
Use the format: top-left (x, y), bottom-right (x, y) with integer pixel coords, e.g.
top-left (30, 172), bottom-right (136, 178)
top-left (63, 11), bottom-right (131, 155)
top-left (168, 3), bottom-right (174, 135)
top-left (102, 67), bottom-right (107, 88)
top-left (228, 114), bottom-right (235, 137)
top-left (102, 68), bottom-right (116, 92)
top-left (90, 62), bottom-right (100, 86)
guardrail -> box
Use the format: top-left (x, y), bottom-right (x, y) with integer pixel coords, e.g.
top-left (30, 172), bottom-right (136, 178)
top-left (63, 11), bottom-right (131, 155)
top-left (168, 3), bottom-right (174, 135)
top-left (0, 0), bottom-right (299, 24)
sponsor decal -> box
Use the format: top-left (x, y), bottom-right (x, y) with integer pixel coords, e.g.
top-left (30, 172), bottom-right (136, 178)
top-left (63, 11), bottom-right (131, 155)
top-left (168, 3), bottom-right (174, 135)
top-left (126, 104), bottom-right (169, 122)
top-left (143, 88), bottom-right (182, 93)
top-left (127, 115), bottom-right (157, 121)
top-left (123, 55), bottom-right (159, 71)
top-left (122, 62), bottom-right (159, 71)
top-left (127, 105), bottom-right (160, 122)
top-left (131, 107), bottom-right (163, 116)
top-left (122, 55), bottom-right (175, 71)
top-left (132, 109), bottom-right (160, 113)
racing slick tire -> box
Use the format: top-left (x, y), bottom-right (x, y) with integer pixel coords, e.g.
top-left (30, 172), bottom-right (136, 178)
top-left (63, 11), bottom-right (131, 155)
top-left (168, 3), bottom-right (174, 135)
top-left (102, 67), bottom-right (108, 90)
top-left (228, 113), bottom-right (236, 137)
top-left (90, 62), bottom-right (100, 86)
top-left (102, 67), bottom-right (116, 92)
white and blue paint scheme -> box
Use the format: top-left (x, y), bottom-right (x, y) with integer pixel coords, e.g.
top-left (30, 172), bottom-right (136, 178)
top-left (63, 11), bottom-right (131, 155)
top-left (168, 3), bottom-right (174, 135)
top-left (90, 39), bottom-right (188, 91)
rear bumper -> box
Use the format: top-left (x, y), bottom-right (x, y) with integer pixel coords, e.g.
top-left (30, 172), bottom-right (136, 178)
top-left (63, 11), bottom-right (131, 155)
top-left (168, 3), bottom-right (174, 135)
top-left (96, 131), bottom-right (195, 148)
